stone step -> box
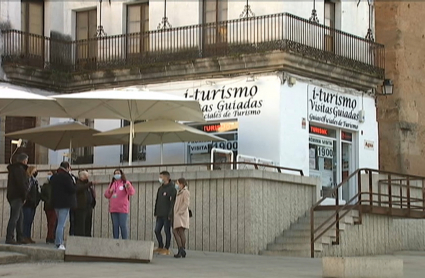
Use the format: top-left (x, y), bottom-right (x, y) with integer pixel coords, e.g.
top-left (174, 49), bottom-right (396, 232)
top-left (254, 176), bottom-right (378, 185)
top-left (0, 251), bottom-right (29, 265)
top-left (267, 242), bottom-right (323, 252)
top-left (291, 222), bottom-right (346, 231)
top-left (275, 235), bottom-right (332, 245)
top-left (298, 215), bottom-right (354, 225)
top-left (282, 229), bottom-right (338, 238)
top-left (260, 249), bottom-right (318, 257)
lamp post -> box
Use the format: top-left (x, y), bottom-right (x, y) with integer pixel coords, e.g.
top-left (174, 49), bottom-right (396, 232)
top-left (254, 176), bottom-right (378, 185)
top-left (309, 0), bottom-right (319, 23)
top-left (240, 0), bottom-right (255, 18)
top-left (158, 0), bottom-right (172, 30)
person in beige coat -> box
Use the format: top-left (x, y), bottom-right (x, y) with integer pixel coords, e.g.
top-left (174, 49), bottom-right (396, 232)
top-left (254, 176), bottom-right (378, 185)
top-left (173, 178), bottom-right (190, 258)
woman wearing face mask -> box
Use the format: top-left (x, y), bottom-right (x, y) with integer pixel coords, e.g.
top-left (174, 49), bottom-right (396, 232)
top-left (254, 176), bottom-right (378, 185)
top-left (22, 166), bottom-right (41, 244)
top-left (41, 170), bottom-right (57, 244)
top-left (173, 178), bottom-right (190, 258)
top-left (104, 169), bottom-right (135, 239)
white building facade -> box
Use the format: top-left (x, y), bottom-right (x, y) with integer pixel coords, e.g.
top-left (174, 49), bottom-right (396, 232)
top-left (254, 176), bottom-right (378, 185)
top-left (0, 0), bottom-right (383, 201)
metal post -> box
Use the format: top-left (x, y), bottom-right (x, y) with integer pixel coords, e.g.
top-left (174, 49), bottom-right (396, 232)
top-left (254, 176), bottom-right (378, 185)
top-left (309, 0), bottom-right (319, 23)
top-left (158, 0), bottom-right (172, 29)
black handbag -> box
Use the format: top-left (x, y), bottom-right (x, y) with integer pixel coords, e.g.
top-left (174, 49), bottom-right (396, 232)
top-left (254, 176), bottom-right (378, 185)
top-left (189, 209), bottom-right (193, 218)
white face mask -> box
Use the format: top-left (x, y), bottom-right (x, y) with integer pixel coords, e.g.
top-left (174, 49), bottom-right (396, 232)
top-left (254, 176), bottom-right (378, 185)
top-left (159, 178), bottom-right (164, 184)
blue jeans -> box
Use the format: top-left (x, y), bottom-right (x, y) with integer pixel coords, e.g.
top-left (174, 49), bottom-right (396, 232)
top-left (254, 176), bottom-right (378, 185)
top-left (155, 217), bottom-right (172, 249)
top-left (22, 207), bottom-right (36, 239)
top-left (55, 208), bottom-right (70, 246)
top-left (111, 213), bottom-right (128, 239)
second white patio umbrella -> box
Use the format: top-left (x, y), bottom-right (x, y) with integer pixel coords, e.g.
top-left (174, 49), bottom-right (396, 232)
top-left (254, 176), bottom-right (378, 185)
top-left (53, 88), bottom-right (205, 165)
top-left (0, 83), bottom-right (68, 117)
top-left (95, 119), bottom-right (225, 164)
top-left (5, 121), bottom-right (126, 161)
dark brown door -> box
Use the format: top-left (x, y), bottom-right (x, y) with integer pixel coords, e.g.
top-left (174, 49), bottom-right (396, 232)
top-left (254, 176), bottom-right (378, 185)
top-left (202, 0), bottom-right (228, 57)
top-left (21, 0), bottom-right (44, 67)
top-left (5, 117), bottom-right (36, 164)
top-left (126, 2), bottom-right (149, 63)
top-left (76, 9), bottom-right (97, 70)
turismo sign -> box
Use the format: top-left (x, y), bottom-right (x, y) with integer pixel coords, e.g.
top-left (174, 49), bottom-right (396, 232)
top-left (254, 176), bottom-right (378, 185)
top-left (183, 82), bottom-right (266, 120)
top-left (307, 86), bottom-right (361, 130)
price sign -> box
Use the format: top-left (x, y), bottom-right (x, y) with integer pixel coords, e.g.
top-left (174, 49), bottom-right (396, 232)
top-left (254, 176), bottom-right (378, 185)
top-left (212, 140), bottom-right (238, 151)
top-left (317, 146), bottom-right (333, 159)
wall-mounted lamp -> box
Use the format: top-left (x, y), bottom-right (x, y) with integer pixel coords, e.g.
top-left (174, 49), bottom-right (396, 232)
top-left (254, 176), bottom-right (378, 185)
top-left (11, 139), bottom-right (23, 148)
top-left (381, 79), bottom-right (394, 95)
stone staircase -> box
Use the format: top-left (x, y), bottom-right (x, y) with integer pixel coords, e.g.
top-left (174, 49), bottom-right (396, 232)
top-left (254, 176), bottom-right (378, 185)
top-left (0, 251), bottom-right (29, 265)
top-left (261, 210), bottom-right (359, 257)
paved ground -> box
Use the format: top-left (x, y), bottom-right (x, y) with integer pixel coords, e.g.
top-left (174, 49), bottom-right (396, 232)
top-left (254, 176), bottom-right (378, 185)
top-left (0, 240), bottom-right (424, 278)
top-left (0, 250), bottom-right (425, 278)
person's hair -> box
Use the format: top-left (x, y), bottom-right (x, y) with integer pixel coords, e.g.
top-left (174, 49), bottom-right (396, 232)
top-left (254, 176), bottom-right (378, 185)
top-left (177, 178), bottom-right (187, 187)
top-left (160, 171), bottom-right (170, 179)
top-left (111, 169), bottom-right (127, 183)
top-left (26, 166), bottom-right (36, 177)
top-left (60, 161), bottom-right (70, 169)
top-left (16, 153), bottom-right (28, 163)
top-left (78, 170), bottom-right (89, 180)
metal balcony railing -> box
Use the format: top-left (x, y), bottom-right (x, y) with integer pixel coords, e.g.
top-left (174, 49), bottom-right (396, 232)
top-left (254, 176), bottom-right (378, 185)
top-left (1, 13), bottom-right (385, 77)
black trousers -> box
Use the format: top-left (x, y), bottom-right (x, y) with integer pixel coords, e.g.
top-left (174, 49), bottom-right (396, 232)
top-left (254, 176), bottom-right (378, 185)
top-left (74, 208), bottom-right (93, 237)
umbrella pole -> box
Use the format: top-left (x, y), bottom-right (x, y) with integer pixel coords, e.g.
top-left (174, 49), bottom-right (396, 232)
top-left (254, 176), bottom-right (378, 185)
top-left (69, 138), bottom-right (72, 163)
top-left (129, 120), bottom-right (134, 166)
top-left (160, 133), bottom-right (164, 165)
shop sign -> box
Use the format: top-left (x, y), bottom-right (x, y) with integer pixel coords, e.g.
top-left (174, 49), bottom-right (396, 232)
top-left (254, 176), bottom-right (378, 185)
top-left (308, 86), bottom-right (361, 130)
top-left (188, 140), bottom-right (238, 154)
top-left (309, 136), bottom-right (333, 147)
top-left (364, 140), bottom-right (374, 150)
top-left (183, 83), bottom-right (267, 120)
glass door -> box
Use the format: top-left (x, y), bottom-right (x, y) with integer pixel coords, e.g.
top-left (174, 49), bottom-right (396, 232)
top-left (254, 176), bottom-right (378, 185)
top-left (341, 131), bottom-right (355, 202)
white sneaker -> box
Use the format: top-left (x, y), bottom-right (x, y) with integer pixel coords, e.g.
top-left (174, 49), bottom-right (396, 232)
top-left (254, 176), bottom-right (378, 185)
top-left (58, 244), bottom-right (66, 250)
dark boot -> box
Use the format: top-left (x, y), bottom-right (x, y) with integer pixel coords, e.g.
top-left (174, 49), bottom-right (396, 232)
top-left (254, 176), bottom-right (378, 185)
top-left (181, 248), bottom-right (187, 258)
top-left (174, 248), bottom-right (182, 258)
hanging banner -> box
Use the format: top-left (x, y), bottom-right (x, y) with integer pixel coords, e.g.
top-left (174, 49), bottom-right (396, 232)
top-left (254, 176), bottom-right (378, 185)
top-left (307, 86), bottom-right (361, 130)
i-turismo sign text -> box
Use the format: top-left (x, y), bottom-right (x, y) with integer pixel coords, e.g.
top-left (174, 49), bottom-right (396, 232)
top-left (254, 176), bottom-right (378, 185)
top-left (308, 87), bottom-right (360, 130)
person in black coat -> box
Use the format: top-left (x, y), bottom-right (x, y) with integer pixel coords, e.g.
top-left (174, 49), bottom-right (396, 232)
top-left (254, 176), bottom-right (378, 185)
top-left (22, 166), bottom-right (41, 244)
top-left (154, 171), bottom-right (177, 255)
top-left (50, 161), bottom-right (76, 250)
top-left (5, 153), bottom-right (29, 245)
top-left (74, 170), bottom-right (96, 237)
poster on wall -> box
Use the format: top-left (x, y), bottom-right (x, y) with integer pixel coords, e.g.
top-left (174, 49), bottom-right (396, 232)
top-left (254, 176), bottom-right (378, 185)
top-left (307, 86), bottom-right (361, 130)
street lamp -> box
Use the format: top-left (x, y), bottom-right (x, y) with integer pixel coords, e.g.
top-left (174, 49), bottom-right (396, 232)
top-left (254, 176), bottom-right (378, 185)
top-left (381, 79), bottom-right (394, 95)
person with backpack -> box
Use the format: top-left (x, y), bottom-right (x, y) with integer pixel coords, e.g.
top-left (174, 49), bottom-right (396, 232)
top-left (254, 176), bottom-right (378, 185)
top-left (41, 170), bottom-right (57, 244)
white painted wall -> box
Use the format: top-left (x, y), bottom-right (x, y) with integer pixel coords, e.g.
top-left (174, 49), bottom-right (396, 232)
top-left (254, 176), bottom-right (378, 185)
top-left (93, 119), bottom-right (121, 166)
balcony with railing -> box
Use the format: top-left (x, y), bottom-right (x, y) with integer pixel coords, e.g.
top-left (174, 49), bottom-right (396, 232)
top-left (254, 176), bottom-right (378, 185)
top-left (1, 13), bottom-right (385, 92)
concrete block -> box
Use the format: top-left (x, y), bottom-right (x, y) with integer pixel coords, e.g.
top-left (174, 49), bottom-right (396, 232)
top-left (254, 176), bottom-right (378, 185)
top-left (0, 243), bottom-right (64, 262)
top-left (65, 236), bottom-right (154, 263)
top-left (322, 257), bottom-right (403, 278)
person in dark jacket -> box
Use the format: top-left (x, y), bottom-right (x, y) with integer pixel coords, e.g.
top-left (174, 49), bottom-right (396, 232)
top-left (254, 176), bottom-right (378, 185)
top-left (5, 153), bottom-right (29, 245)
top-left (22, 166), bottom-right (41, 244)
top-left (51, 161), bottom-right (76, 250)
top-left (40, 170), bottom-right (57, 244)
top-left (74, 170), bottom-right (96, 237)
top-left (154, 171), bottom-right (177, 255)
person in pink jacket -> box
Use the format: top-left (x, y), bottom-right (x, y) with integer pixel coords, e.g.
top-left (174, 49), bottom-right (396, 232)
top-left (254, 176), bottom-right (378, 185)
top-left (104, 169), bottom-right (135, 239)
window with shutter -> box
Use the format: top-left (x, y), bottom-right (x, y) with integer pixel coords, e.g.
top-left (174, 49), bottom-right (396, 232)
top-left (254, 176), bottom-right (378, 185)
top-left (202, 0), bottom-right (228, 56)
top-left (76, 9), bottom-right (97, 70)
top-left (21, 0), bottom-right (44, 67)
top-left (126, 2), bottom-right (150, 57)
top-left (324, 0), bottom-right (336, 52)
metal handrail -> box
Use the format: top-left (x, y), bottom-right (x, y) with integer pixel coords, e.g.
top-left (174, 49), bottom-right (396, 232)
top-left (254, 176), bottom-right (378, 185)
top-left (0, 161), bottom-right (304, 176)
top-left (310, 168), bottom-right (425, 258)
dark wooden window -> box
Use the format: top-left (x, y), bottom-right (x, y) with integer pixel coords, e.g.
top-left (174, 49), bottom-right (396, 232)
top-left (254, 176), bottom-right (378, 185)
top-left (5, 116), bottom-right (36, 164)
top-left (76, 9), bottom-right (97, 69)
top-left (202, 0), bottom-right (228, 56)
top-left (324, 0), bottom-right (335, 52)
top-left (126, 2), bottom-right (149, 56)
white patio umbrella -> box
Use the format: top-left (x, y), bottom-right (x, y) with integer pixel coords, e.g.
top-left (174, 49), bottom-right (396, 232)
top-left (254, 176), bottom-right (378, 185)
top-left (53, 88), bottom-right (205, 164)
top-left (0, 83), bottom-right (69, 117)
top-left (5, 121), bottom-right (126, 160)
top-left (95, 119), bottom-right (225, 164)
